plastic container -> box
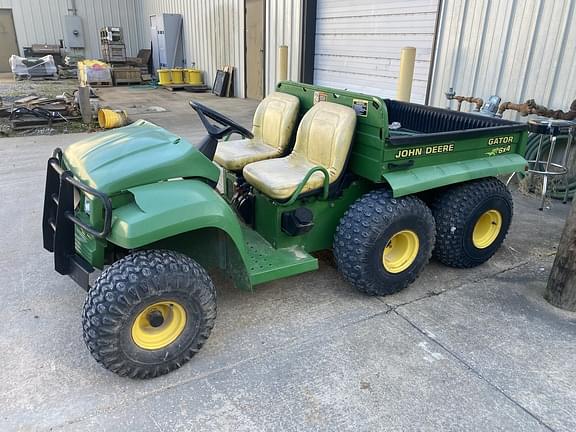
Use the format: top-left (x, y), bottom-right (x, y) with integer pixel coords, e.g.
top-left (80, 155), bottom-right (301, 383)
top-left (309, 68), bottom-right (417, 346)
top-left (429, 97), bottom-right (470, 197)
top-left (98, 109), bottom-right (128, 129)
top-left (186, 69), bottom-right (203, 85)
top-left (157, 69), bottom-right (172, 85)
top-left (170, 69), bottom-right (184, 84)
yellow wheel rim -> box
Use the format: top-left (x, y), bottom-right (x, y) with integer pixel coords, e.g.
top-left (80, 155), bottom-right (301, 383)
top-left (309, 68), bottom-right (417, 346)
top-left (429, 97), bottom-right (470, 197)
top-left (472, 209), bottom-right (502, 249)
top-left (383, 230), bottom-right (420, 274)
top-left (131, 301), bottom-right (187, 350)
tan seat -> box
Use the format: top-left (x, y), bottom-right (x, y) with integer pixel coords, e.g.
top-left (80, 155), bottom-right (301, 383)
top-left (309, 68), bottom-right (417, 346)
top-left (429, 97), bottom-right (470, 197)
top-left (214, 92), bottom-right (300, 171)
top-left (243, 102), bottom-right (357, 200)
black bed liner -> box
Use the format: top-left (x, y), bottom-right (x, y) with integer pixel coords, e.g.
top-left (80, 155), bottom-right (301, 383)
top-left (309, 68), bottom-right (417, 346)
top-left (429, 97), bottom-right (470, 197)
top-left (384, 100), bottom-right (528, 146)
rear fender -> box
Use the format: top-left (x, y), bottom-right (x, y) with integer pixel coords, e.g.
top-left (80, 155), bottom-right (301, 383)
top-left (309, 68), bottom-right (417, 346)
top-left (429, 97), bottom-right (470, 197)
top-left (107, 179), bottom-right (251, 290)
top-left (382, 154), bottom-right (527, 197)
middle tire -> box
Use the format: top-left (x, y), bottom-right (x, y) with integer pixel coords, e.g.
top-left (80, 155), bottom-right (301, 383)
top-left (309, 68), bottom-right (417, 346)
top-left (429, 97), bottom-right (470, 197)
top-left (334, 189), bottom-right (436, 296)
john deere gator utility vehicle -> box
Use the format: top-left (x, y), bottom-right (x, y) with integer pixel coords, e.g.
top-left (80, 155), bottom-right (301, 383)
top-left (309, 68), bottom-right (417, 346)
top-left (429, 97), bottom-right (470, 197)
top-left (43, 81), bottom-right (528, 378)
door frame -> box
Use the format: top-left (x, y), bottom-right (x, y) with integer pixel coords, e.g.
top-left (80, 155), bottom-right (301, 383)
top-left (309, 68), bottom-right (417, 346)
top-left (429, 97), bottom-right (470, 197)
top-left (0, 8), bottom-right (20, 70)
top-left (244, 0), bottom-right (266, 99)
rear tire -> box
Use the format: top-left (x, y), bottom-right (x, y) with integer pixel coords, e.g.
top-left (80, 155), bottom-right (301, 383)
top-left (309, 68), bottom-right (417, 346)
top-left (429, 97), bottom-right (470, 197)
top-left (82, 250), bottom-right (216, 379)
top-left (334, 190), bottom-right (435, 296)
top-left (430, 177), bottom-right (513, 268)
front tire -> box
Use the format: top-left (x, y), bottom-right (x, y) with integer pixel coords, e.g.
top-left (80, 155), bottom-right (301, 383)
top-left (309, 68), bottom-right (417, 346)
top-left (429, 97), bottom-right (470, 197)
top-left (82, 250), bottom-right (217, 379)
top-left (334, 190), bottom-right (435, 296)
top-left (430, 177), bottom-right (513, 268)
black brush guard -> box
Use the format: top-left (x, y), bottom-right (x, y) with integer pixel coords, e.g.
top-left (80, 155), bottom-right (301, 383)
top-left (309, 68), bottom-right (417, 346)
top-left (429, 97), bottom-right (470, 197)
top-left (42, 148), bottom-right (112, 290)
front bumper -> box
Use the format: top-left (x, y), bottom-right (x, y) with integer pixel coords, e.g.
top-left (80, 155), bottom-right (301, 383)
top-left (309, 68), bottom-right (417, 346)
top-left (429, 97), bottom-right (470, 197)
top-left (42, 148), bottom-right (112, 290)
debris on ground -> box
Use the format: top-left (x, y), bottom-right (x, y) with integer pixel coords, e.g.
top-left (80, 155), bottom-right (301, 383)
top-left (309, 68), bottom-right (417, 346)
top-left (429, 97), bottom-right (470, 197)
top-left (0, 79), bottom-right (100, 137)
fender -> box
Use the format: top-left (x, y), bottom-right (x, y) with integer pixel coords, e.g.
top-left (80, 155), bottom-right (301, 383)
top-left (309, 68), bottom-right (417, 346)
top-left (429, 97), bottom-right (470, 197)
top-left (108, 178), bottom-right (248, 264)
top-left (382, 154), bottom-right (528, 197)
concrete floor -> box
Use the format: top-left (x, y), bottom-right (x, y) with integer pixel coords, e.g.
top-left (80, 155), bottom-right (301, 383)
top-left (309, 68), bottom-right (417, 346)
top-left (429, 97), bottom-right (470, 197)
top-left (1, 87), bottom-right (575, 431)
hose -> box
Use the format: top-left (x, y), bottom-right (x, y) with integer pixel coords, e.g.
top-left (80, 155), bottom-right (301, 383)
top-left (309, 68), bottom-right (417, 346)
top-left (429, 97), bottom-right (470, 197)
top-left (518, 133), bottom-right (576, 200)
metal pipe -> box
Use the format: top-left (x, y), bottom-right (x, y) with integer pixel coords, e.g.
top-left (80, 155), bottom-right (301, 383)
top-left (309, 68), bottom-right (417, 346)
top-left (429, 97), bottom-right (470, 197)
top-left (68, 0), bottom-right (77, 15)
top-left (396, 47), bottom-right (416, 102)
top-left (497, 99), bottom-right (576, 120)
top-left (278, 45), bottom-right (288, 82)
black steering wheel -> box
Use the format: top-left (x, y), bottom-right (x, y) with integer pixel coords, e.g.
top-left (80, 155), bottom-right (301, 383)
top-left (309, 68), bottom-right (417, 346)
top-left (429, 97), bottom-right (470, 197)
top-left (189, 101), bottom-right (254, 161)
top-left (189, 101), bottom-right (253, 140)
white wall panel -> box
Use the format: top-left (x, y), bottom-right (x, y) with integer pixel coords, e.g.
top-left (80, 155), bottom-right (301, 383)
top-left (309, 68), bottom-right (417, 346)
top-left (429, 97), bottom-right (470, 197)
top-left (265, 0), bottom-right (303, 95)
top-left (137, 0), bottom-right (245, 98)
top-left (313, 0), bottom-right (440, 103)
top-left (0, 0), bottom-right (142, 58)
top-left (429, 0), bottom-right (576, 118)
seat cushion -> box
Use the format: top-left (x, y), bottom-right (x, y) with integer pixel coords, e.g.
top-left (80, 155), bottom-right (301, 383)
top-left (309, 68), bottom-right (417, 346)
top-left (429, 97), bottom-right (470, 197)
top-left (243, 154), bottom-right (326, 200)
top-left (214, 138), bottom-right (280, 171)
top-left (214, 92), bottom-right (300, 171)
top-left (243, 102), bottom-right (357, 200)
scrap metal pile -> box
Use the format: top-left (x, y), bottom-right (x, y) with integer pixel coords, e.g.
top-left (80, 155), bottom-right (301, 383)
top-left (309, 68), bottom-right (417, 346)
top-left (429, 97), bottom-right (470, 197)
top-left (0, 91), bottom-right (95, 133)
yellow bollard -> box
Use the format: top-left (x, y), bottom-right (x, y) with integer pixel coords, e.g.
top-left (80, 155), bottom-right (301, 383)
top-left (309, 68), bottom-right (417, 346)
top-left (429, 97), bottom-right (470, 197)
top-left (186, 69), bottom-right (203, 85)
top-left (396, 47), bottom-right (416, 102)
top-left (171, 69), bottom-right (184, 84)
top-left (157, 69), bottom-right (172, 85)
top-left (278, 45), bottom-right (288, 82)
top-left (98, 109), bottom-right (128, 129)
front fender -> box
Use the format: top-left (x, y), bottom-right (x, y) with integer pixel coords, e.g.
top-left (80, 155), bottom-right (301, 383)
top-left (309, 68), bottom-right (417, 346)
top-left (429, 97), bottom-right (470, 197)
top-left (108, 179), bottom-right (246, 258)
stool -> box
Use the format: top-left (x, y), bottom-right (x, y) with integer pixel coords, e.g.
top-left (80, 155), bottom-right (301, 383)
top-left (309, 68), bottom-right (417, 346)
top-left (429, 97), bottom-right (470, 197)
top-left (511, 118), bottom-right (575, 210)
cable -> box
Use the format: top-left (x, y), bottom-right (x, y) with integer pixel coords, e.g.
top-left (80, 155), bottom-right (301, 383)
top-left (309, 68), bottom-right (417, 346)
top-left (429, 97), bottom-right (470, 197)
top-left (518, 133), bottom-right (576, 200)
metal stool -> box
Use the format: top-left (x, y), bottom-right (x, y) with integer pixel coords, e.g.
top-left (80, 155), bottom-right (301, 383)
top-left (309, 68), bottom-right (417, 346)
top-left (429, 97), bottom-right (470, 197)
top-left (515, 118), bottom-right (575, 210)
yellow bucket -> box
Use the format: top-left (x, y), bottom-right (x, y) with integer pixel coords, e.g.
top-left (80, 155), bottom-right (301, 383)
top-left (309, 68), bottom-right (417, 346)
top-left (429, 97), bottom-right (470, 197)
top-left (171, 69), bottom-right (184, 84)
top-left (182, 69), bottom-right (190, 83)
top-left (186, 69), bottom-right (203, 85)
top-left (98, 109), bottom-right (128, 129)
top-left (157, 69), bottom-right (172, 85)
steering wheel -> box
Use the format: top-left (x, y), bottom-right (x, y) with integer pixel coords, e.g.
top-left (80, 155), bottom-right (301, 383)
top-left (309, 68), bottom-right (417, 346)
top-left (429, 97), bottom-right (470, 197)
top-left (189, 101), bottom-right (254, 140)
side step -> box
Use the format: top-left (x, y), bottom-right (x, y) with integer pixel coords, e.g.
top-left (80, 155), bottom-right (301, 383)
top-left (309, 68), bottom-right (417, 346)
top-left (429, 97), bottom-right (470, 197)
top-left (242, 227), bottom-right (318, 286)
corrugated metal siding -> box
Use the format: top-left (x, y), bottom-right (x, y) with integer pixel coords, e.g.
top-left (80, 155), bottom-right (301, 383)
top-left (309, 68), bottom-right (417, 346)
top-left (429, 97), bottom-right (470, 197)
top-left (0, 0), bottom-right (141, 57)
top-left (265, 0), bottom-right (302, 95)
top-left (137, 0), bottom-right (245, 98)
top-left (313, 0), bottom-right (440, 103)
top-left (429, 0), bottom-right (576, 119)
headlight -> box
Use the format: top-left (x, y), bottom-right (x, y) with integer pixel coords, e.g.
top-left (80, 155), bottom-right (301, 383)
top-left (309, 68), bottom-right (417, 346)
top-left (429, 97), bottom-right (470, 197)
top-left (83, 197), bottom-right (92, 215)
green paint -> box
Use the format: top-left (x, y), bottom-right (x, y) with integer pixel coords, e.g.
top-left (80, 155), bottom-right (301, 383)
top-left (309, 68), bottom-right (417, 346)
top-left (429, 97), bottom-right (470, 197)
top-left (276, 81), bottom-right (529, 191)
top-left (383, 154), bottom-right (528, 197)
top-left (60, 82), bottom-right (530, 291)
top-left (253, 179), bottom-right (372, 252)
top-left (63, 120), bottom-right (220, 194)
top-left (108, 179), bottom-right (247, 254)
top-left (242, 227), bottom-right (318, 285)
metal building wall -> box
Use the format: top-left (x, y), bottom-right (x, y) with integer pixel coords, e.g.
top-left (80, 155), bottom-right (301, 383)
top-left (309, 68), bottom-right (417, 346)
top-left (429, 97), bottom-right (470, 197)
top-left (313, 0), bottom-right (440, 104)
top-left (0, 0), bottom-right (142, 57)
top-left (265, 0), bottom-right (303, 95)
top-left (429, 0), bottom-right (576, 118)
top-left (137, 0), bottom-right (245, 98)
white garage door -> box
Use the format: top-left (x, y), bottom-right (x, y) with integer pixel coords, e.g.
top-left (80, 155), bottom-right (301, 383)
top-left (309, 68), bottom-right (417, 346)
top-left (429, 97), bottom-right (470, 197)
top-left (314, 0), bottom-right (440, 103)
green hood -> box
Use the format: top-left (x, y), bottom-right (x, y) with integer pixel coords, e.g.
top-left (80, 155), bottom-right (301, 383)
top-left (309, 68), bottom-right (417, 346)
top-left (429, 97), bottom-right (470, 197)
top-left (63, 120), bottom-right (220, 194)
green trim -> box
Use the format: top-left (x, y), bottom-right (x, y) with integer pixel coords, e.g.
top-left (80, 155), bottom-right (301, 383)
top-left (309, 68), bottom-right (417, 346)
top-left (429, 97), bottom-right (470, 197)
top-left (242, 227), bottom-right (318, 285)
top-left (279, 165), bottom-right (330, 206)
top-left (383, 154), bottom-right (528, 197)
top-left (108, 179), bottom-right (247, 256)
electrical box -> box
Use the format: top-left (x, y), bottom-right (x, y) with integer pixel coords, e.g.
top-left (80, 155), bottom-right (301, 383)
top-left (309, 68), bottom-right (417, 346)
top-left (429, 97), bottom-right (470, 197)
top-left (150, 14), bottom-right (184, 71)
top-left (64, 15), bottom-right (85, 48)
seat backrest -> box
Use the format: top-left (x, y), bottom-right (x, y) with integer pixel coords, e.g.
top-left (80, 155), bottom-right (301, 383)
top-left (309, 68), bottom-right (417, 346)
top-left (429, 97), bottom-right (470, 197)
top-left (252, 92), bottom-right (300, 151)
top-left (291, 101), bottom-right (356, 181)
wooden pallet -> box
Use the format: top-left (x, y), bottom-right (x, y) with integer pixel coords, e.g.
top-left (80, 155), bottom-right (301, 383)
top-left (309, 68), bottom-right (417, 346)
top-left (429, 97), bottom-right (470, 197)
top-left (161, 83), bottom-right (209, 92)
top-left (114, 79), bottom-right (142, 85)
top-left (84, 81), bottom-right (113, 87)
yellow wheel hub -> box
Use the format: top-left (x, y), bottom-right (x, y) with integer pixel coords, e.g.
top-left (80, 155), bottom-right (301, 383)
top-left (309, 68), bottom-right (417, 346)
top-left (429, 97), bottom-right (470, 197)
top-left (131, 301), bottom-right (187, 350)
top-left (383, 230), bottom-right (420, 274)
top-left (472, 209), bottom-right (502, 249)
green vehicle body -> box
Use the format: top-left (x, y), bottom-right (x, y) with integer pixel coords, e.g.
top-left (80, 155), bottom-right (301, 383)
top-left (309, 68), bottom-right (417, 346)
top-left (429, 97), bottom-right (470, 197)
top-left (50, 81), bottom-right (528, 291)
